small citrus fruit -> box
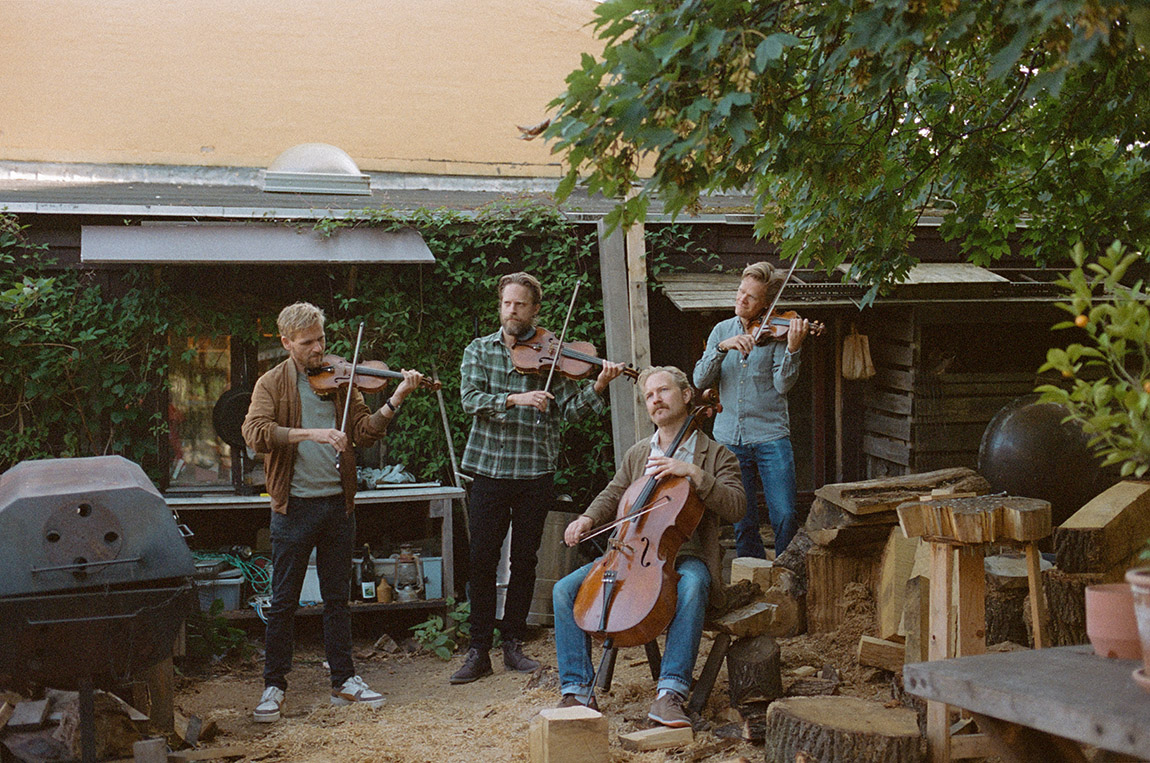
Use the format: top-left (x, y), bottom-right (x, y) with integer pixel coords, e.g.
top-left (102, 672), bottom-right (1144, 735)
top-left (1074, 314), bottom-right (1088, 328)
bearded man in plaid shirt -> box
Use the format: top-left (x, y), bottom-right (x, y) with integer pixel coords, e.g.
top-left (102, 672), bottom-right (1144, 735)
top-left (450, 272), bottom-right (626, 684)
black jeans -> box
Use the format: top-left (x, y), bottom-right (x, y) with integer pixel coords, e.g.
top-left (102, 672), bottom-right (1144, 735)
top-left (264, 495), bottom-right (356, 690)
top-left (467, 474), bottom-right (554, 649)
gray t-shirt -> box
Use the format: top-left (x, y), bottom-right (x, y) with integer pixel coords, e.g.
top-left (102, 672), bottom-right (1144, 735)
top-left (290, 371), bottom-right (342, 497)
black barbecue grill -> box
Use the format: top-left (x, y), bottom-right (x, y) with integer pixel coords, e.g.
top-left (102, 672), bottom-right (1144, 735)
top-left (0, 455), bottom-right (195, 761)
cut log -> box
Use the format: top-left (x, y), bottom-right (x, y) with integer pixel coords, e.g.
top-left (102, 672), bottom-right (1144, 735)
top-left (877, 527), bottom-right (919, 641)
top-left (730, 557), bottom-right (779, 591)
top-left (763, 696), bottom-right (924, 763)
top-left (762, 583), bottom-right (804, 637)
top-left (713, 602), bottom-right (777, 638)
top-left (807, 524), bottom-right (895, 552)
top-left (1036, 567), bottom-right (1122, 647)
top-left (897, 495), bottom-right (1051, 544)
top-left (984, 553), bottom-right (1053, 648)
top-left (618, 725), bottom-right (694, 751)
top-left (528, 706), bottom-right (608, 763)
top-left (805, 547), bottom-right (879, 635)
top-left (1054, 481), bottom-right (1150, 573)
top-left (806, 496), bottom-right (900, 530)
top-left (857, 635), bottom-right (905, 673)
top-left (774, 527), bottom-right (813, 597)
top-left (814, 467), bottom-right (990, 516)
top-left (726, 635), bottom-right (783, 705)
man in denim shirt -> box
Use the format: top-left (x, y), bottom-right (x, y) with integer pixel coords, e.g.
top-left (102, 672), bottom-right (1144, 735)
top-left (692, 262), bottom-right (808, 558)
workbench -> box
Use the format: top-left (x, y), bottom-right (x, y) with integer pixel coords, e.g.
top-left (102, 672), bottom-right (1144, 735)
top-left (904, 644), bottom-right (1150, 761)
top-left (166, 485), bottom-right (464, 610)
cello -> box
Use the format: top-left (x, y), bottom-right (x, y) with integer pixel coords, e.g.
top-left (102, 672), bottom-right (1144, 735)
top-left (571, 403), bottom-right (714, 649)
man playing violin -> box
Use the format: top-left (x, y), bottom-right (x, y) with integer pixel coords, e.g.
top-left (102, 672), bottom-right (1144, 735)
top-left (553, 366), bottom-right (745, 727)
top-left (241, 302), bottom-right (426, 722)
top-left (692, 261), bottom-right (808, 559)
top-left (452, 272), bottom-right (626, 685)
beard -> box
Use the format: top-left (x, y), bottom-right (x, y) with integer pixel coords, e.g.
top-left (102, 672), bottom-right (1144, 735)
top-left (501, 316), bottom-right (534, 340)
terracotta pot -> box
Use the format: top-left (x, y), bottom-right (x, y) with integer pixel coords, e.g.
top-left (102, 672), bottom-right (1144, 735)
top-left (1126, 567), bottom-right (1150, 691)
top-left (1084, 582), bottom-right (1141, 659)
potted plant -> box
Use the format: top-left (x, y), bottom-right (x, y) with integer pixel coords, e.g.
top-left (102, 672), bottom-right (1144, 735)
top-left (1036, 240), bottom-right (1150, 689)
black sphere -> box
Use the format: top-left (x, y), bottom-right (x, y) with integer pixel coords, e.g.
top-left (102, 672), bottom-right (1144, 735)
top-left (978, 395), bottom-right (1112, 526)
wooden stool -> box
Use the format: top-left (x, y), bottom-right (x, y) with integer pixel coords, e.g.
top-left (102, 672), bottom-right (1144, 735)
top-left (594, 627), bottom-right (732, 714)
top-left (897, 494), bottom-right (1052, 763)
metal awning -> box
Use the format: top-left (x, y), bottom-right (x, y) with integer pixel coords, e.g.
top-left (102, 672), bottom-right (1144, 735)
top-left (80, 224), bottom-right (434, 264)
top-left (657, 263), bottom-right (1064, 312)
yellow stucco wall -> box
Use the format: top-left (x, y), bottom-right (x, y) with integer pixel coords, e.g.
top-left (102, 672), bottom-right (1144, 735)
top-left (0, 0), bottom-right (603, 176)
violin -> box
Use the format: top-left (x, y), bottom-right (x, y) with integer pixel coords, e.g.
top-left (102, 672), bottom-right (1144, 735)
top-left (306, 354), bottom-right (441, 395)
top-left (510, 327), bottom-right (639, 382)
top-left (748, 309), bottom-right (826, 345)
top-left (570, 404), bottom-right (713, 648)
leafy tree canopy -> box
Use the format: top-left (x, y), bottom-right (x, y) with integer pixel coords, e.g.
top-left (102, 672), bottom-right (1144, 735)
top-left (546, 0), bottom-right (1150, 302)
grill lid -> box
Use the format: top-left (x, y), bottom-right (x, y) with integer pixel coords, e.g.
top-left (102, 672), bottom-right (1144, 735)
top-left (0, 456), bottom-right (196, 597)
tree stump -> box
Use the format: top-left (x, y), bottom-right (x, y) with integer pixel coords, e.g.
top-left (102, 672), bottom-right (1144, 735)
top-left (763, 696), bottom-right (924, 763)
top-left (726, 635), bottom-right (782, 705)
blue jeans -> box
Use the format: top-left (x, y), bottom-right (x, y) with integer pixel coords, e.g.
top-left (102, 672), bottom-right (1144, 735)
top-left (553, 556), bottom-right (710, 700)
top-left (264, 495), bottom-right (356, 691)
top-left (726, 439), bottom-right (797, 557)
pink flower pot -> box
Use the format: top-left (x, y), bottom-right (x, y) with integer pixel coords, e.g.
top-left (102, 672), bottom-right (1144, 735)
top-left (1126, 568), bottom-right (1150, 692)
top-left (1084, 582), bottom-right (1140, 660)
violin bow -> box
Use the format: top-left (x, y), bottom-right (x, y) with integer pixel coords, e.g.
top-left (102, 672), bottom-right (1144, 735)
top-left (751, 256), bottom-right (800, 344)
top-left (538, 280), bottom-right (581, 421)
top-left (336, 322), bottom-right (366, 469)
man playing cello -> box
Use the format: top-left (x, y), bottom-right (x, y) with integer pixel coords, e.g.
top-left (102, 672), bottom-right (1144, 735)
top-left (552, 366), bottom-right (745, 728)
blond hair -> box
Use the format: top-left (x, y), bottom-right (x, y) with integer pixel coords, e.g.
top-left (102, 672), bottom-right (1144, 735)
top-left (277, 302), bottom-right (325, 339)
top-left (741, 261), bottom-right (776, 285)
top-left (498, 272), bottom-right (543, 304)
top-left (638, 365), bottom-right (692, 398)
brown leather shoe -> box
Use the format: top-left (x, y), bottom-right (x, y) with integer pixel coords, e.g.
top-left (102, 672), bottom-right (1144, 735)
top-left (647, 691), bottom-right (691, 728)
top-left (557, 693), bottom-right (599, 711)
top-left (502, 637), bottom-right (541, 672)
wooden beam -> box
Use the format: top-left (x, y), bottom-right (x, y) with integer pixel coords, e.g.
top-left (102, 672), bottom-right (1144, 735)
top-left (624, 217), bottom-right (653, 442)
top-left (597, 221), bottom-right (636, 466)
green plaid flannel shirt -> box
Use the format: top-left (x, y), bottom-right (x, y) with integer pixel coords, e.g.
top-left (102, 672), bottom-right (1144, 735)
top-left (460, 330), bottom-right (607, 479)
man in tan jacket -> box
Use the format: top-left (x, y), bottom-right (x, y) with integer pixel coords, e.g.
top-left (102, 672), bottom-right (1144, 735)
top-left (552, 366), bottom-right (745, 728)
top-left (242, 302), bottom-right (425, 722)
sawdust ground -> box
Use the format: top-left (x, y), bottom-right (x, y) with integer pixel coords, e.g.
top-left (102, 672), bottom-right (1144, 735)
top-left (175, 587), bottom-right (895, 762)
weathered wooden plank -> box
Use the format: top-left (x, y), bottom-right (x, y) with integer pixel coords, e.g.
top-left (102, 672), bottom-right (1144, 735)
top-left (898, 496), bottom-right (1051, 544)
top-left (865, 410), bottom-right (912, 440)
top-left (875, 312), bottom-right (916, 343)
top-left (873, 367), bottom-right (915, 392)
top-left (870, 338), bottom-right (915, 368)
top-left (863, 434), bottom-right (911, 466)
top-left (865, 389), bottom-right (913, 415)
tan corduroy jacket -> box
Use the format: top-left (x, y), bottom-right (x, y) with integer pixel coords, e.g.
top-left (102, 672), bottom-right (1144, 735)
top-left (581, 431), bottom-right (746, 612)
top-left (242, 359), bottom-right (390, 515)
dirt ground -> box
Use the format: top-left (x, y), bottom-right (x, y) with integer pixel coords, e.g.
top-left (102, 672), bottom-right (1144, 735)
top-left (174, 584), bottom-right (895, 763)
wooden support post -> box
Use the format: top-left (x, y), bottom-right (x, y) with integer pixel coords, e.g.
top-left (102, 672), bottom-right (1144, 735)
top-left (529, 706), bottom-right (609, 763)
top-left (597, 222), bottom-right (636, 467)
top-left (1025, 542), bottom-right (1048, 649)
top-left (145, 656), bottom-right (174, 733)
top-left (623, 213), bottom-right (652, 442)
top-left (927, 542), bottom-right (954, 763)
top-left (955, 547), bottom-right (986, 657)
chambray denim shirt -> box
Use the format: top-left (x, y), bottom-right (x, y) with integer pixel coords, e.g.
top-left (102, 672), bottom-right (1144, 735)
top-left (692, 315), bottom-right (802, 446)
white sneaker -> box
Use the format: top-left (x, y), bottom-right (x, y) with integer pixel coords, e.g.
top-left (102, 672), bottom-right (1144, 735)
top-left (331, 675), bottom-right (385, 709)
top-left (253, 686), bottom-right (284, 723)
